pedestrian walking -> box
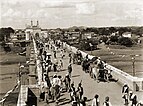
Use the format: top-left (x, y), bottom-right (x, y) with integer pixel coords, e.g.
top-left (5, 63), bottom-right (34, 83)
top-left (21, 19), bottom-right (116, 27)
top-left (69, 51), bottom-right (72, 63)
top-left (53, 64), bottom-right (57, 72)
top-left (69, 55), bottom-right (72, 63)
top-left (122, 84), bottom-right (129, 94)
top-left (69, 83), bottom-right (76, 101)
top-left (63, 74), bottom-right (71, 92)
top-left (68, 63), bottom-right (72, 78)
top-left (129, 91), bottom-right (133, 101)
top-left (122, 83), bottom-right (129, 105)
top-left (80, 97), bottom-right (87, 106)
top-left (44, 74), bottom-right (51, 88)
top-left (59, 59), bottom-right (63, 71)
top-left (71, 91), bottom-right (78, 106)
top-left (44, 86), bottom-right (50, 104)
top-left (76, 82), bottom-right (83, 100)
top-left (53, 50), bottom-right (57, 58)
top-left (60, 49), bottom-right (65, 59)
top-left (103, 96), bottom-right (112, 106)
top-left (130, 94), bottom-right (137, 106)
top-left (122, 93), bottom-right (129, 105)
top-left (51, 74), bottom-right (59, 86)
top-left (57, 75), bottom-right (63, 91)
top-left (40, 82), bottom-right (45, 101)
top-left (91, 94), bottom-right (100, 106)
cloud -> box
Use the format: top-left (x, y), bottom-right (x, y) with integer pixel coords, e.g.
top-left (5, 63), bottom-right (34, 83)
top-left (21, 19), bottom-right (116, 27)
top-left (40, 1), bottom-right (75, 8)
top-left (2, 8), bottom-right (22, 18)
top-left (1, 0), bottom-right (143, 28)
top-left (32, 9), bottom-right (50, 18)
top-left (76, 3), bottom-right (95, 15)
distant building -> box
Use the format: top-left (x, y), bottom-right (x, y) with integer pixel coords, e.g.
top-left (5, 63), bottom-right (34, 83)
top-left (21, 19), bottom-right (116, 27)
top-left (25, 21), bottom-right (41, 40)
top-left (83, 32), bottom-right (94, 39)
top-left (64, 31), bottom-right (80, 39)
top-left (41, 30), bottom-right (48, 38)
top-left (111, 31), bottom-right (119, 36)
top-left (11, 30), bottom-right (26, 41)
top-left (122, 32), bottom-right (132, 38)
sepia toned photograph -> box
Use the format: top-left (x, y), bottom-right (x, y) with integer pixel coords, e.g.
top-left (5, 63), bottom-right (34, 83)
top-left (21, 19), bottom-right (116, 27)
top-left (0, 0), bottom-right (143, 106)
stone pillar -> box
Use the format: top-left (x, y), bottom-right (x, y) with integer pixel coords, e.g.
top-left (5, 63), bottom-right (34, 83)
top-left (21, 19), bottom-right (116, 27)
top-left (25, 32), bottom-right (29, 41)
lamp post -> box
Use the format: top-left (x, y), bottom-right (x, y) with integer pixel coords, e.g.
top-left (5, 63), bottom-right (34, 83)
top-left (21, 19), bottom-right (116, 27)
top-left (130, 54), bottom-right (141, 76)
top-left (131, 56), bottom-right (135, 76)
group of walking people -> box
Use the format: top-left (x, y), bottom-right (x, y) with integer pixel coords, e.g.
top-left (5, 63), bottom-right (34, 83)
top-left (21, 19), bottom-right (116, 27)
top-left (71, 49), bottom-right (118, 83)
top-left (122, 84), bottom-right (143, 106)
top-left (36, 39), bottom-right (87, 105)
top-left (35, 38), bottom-right (142, 106)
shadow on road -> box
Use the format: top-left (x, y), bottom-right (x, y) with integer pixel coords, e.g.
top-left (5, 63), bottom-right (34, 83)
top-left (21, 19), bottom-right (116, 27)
top-left (72, 75), bottom-right (80, 78)
top-left (58, 98), bottom-right (71, 105)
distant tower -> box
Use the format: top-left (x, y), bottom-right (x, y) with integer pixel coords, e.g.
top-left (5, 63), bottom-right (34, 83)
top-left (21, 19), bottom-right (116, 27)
top-left (31, 20), bottom-right (33, 27)
top-left (37, 20), bottom-right (39, 27)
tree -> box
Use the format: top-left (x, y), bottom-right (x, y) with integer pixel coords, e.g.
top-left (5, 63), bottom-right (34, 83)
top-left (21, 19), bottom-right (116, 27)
top-left (99, 36), bottom-right (108, 43)
top-left (109, 27), bottom-right (116, 34)
top-left (110, 35), bottom-right (119, 43)
top-left (0, 27), bottom-right (14, 42)
top-left (118, 37), bottom-right (133, 47)
top-left (118, 27), bottom-right (131, 36)
top-left (79, 39), bottom-right (98, 51)
top-left (98, 28), bottom-right (110, 35)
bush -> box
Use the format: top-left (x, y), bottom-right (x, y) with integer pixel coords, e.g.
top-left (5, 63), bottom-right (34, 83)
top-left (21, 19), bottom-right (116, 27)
top-left (79, 39), bottom-right (97, 51)
top-left (99, 36), bottom-right (108, 43)
top-left (4, 45), bottom-right (11, 52)
top-left (110, 35), bottom-right (119, 42)
top-left (118, 37), bottom-right (134, 47)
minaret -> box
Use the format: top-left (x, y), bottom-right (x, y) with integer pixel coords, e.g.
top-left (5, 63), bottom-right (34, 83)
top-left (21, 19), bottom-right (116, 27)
top-left (31, 20), bottom-right (33, 27)
top-left (37, 20), bottom-right (39, 27)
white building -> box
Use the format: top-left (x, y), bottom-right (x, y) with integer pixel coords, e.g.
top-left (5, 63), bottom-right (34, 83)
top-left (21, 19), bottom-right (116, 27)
top-left (122, 32), bottom-right (132, 38)
top-left (25, 21), bottom-right (41, 40)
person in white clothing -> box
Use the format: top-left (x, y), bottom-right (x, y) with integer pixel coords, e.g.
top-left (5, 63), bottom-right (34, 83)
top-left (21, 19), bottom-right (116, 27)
top-left (103, 96), bottom-right (112, 106)
top-left (92, 94), bottom-right (100, 106)
top-left (51, 74), bottom-right (59, 86)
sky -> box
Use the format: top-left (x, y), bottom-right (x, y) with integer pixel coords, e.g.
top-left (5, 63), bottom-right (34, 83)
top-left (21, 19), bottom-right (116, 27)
top-left (0, 0), bottom-right (143, 29)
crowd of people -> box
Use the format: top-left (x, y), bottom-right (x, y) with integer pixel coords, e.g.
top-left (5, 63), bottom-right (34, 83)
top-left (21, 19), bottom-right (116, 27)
top-left (34, 38), bottom-right (142, 106)
top-left (36, 39), bottom-right (87, 106)
top-left (122, 84), bottom-right (143, 106)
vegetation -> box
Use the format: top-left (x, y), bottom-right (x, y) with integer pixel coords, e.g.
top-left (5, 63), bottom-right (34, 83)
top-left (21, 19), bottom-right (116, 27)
top-left (118, 37), bottom-right (133, 47)
top-left (49, 26), bottom-right (143, 50)
top-left (0, 27), bottom-right (14, 52)
top-left (0, 27), bottom-right (14, 42)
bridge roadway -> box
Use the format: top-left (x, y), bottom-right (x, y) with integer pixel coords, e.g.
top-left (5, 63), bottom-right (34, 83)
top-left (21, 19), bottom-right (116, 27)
top-left (38, 46), bottom-right (127, 106)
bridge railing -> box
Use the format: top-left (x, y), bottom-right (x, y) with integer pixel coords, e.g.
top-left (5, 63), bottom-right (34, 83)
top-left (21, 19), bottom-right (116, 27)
top-left (17, 85), bottom-right (28, 106)
top-left (32, 38), bottom-right (43, 86)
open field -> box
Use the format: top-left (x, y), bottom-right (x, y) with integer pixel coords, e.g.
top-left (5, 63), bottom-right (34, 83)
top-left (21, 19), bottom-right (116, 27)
top-left (0, 48), bottom-right (26, 105)
top-left (86, 43), bottom-right (143, 77)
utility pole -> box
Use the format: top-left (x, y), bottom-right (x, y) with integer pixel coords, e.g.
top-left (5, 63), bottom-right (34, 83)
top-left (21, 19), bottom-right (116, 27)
top-left (89, 43), bottom-right (93, 55)
top-left (130, 54), bottom-right (141, 76)
top-left (131, 56), bottom-right (135, 76)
